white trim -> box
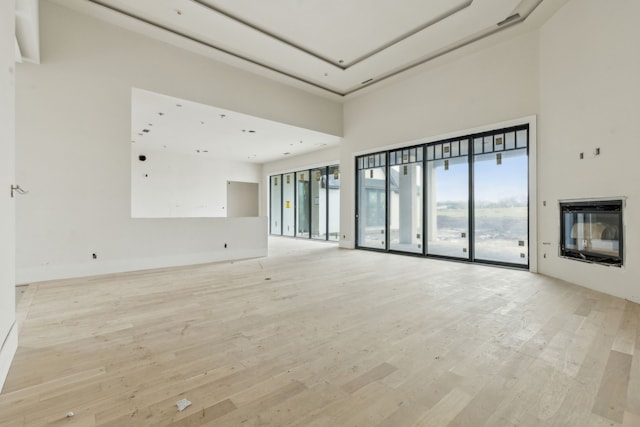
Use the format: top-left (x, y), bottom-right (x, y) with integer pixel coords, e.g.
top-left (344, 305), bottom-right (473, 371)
top-left (339, 239), bottom-right (355, 249)
top-left (528, 116), bottom-right (538, 273)
top-left (16, 248), bottom-right (267, 285)
top-left (14, 36), bottom-right (22, 63)
top-left (0, 322), bottom-right (17, 392)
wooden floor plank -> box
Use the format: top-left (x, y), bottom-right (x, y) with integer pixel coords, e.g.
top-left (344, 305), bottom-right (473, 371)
top-left (592, 350), bottom-right (633, 423)
top-left (1, 237), bottom-right (638, 426)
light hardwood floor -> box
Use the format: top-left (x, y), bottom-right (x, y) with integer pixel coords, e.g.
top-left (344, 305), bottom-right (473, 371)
top-left (1, 238), bottom-right (638, 426)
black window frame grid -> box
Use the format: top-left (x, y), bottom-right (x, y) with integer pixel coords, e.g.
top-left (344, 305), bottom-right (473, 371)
top-left (355, 124), bottom-right (530, 269)
top-left (269, 164), bottom-right (340, 242)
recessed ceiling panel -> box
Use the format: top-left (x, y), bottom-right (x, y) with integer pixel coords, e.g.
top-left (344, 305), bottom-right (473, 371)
top-left (53, 0), bottom-right (568, 97)
top-left (197, 0), bottom-right (471, 66)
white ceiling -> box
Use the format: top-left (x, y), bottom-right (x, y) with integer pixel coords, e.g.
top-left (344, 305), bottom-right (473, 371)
top-left (51, 0), bottom-right (568, 99)
top-left (132, 88), bottom-right (340, 164)
top-left (40, 0), bottom-right (569, 165)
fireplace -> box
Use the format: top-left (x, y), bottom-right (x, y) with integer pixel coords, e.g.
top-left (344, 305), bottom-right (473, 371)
top-left (560, 200), bottom-right (623, 266)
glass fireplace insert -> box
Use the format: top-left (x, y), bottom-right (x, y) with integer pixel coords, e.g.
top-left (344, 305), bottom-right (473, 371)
top-left (560, 200), bottom-right (623, 266)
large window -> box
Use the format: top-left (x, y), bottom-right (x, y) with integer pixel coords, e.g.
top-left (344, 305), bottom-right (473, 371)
top-left (328, 165), bottom-right (340, 241)
top-left (473, 130), bottom-right (528, 265)
top-left (311, 167), bottom-right (327, 240)
top-left (270, 175), bottom-right (282, 235)
top-left (356, 125), bottom-right (529, 268)
top-left (282, 172), bottom-right (295, 236)
top-left (296, 171), bottom-right (310, 238)
top-left (389, 147), bottom-right (423, 254)
top-left (269, 164), bottom-right (340, 241)
top-left (357, 153), bottom-right (387, 249)
top-left (426, 140), bottom-right (469, 259)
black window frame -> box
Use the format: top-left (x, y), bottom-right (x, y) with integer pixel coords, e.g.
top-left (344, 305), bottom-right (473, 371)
top-left (355, 124), bottom-right (530, 269)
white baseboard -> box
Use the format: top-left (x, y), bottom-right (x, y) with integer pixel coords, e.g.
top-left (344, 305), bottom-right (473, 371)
top-left (0, 322), bottom-right (17, 392)
top-left (16, 247), bottom-right (267, 284)
top-left (339, 240), bottom-right (355, 249)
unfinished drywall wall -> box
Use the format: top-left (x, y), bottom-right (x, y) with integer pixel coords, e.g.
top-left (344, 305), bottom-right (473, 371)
top-left (15, 0), bottom-right (341, 283)
top-left (537, 0), bottom-right (640, 302)
top-left (132, 149), bottom-right (260, 218)
top-left (0, 0), bottom-right (17, 390)
top-left (341, 31), bottom-right (540, 251)
top-left (259, 0), bottom-right (639, 304)
top-left (227, 181), bottom-right (260, 218)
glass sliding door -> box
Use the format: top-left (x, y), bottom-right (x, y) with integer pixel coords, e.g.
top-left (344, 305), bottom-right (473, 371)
top-left (282, 172), bottom-right (295, 236)
top-left (272, 165), bottom-right (339, 241)
top-left (311, 167), bottom-right (327, 240)
top-left (352, 125), bottom-right (528, 268)
top-left (473, 129), bottom-right (529, 265)
top-left (388, 147), bottom-right (423, 253)
top-left (357, 153), bottom-right (387, 249)
top-left (328, 165), bottom-right (340, 241)
top-left (270, 175), bottom-right (282, 235)
top-left (426, 140), bottom-right (470, 258)
top-left (296, 171), bottom-right (310, 238)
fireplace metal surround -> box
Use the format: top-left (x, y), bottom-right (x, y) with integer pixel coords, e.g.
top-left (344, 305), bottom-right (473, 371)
top-left (560, 200), bottom-right (623, 266)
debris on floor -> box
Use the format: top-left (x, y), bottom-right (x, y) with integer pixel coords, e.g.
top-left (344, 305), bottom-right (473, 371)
top-left (176, 398), bottom-right (192, 412)
top-left (66, 411), bottom-right (74, 418)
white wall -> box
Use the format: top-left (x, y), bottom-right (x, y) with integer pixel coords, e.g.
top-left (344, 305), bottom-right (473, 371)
top-left (260, 0), bottom-right (640, 304)
top-left (0, 0), bottom-right (17, 390)
top-left (341, 31), bottom-right (540, 249)
top-left (132, 149), bottom-right (261, 218)
top-left (15, 0), bottom-right (342, 283)
top-left (537, 0), bottom-right (640, 302)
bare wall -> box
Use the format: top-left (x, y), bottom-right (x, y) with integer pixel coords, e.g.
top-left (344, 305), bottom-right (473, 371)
top-left (258, 0), bottom-right (640, 304)
top-left (132, 149), bottom-right (261, 218)
top-left (537, 0), bottom-right (640, 302)
top-left (0, 0), bottom-right (17, 391)
top-left (15, 0), bottom-right (342, 283)
top-left (340, 31), bottom-right (540, 250)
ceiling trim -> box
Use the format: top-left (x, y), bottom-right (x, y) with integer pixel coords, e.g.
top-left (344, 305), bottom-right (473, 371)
top-left (190, 0), bottom-right (473, 69)
top-left (14, 35), bottom-right (23, 63)
top-left (87, 0), bottom-right (344, 96)
top-left (343, 8), bottom-right (531, 96)
top-left (15, 0), bottom-right (40, 64)
top-left (85, 0), bottom-right (544, 98)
